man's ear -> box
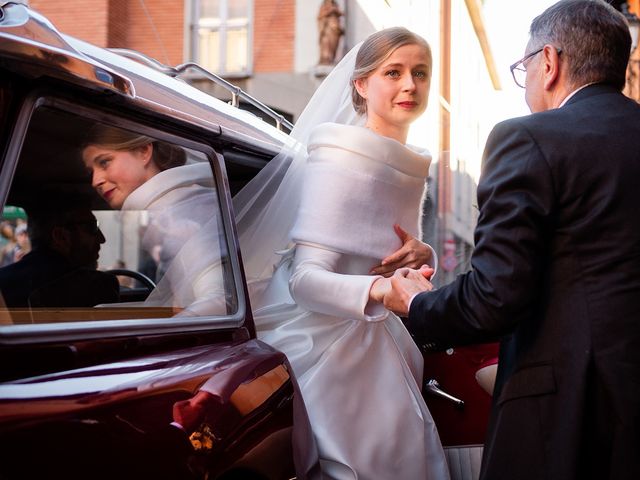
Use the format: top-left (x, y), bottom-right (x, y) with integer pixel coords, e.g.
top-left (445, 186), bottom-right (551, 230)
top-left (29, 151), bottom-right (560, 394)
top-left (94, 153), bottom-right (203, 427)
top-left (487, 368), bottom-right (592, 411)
top-left (354, 77), bottom-right (368, 99)
top-left (541, 44), bottom-right (561, 91)
top-left (51, 226), bottom-right (71, 255)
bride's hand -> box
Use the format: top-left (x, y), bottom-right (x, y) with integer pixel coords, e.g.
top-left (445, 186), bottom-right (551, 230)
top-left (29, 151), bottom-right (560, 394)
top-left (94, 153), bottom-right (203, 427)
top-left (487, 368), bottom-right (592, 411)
top-left (371, 266), bottom-right (433, 307)
top-left (369, 277), bottom-right (391, 303)
top-left (370, 224), bottom-right (434, 277)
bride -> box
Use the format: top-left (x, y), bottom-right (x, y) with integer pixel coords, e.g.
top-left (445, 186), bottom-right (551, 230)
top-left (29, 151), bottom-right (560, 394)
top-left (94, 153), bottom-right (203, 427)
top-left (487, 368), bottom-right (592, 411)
top-left (234, 27), bottom-right (449, 479)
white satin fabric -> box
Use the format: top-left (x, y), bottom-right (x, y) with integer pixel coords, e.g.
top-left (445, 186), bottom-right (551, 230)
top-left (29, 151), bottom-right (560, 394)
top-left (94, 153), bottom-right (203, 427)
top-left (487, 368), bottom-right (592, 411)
top-left (254, 124), bottom-right (449, 480)
top-left (291, 123), bottom-right (429, 259)
top-left (123, 162), bottom-right (229, 316)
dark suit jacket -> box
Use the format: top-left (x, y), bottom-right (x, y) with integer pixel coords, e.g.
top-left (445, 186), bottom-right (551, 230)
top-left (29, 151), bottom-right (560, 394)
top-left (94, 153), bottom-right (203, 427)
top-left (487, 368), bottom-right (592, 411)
top-left (408, 84), bottom-right (640, 480)
top-left (0, 248), bottom-right (119, 308)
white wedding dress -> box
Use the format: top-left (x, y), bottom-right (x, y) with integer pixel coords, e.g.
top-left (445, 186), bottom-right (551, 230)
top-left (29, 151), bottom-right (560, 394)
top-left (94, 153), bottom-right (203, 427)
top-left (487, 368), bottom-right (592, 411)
top-left (252, 123), bottom-right (449, 480)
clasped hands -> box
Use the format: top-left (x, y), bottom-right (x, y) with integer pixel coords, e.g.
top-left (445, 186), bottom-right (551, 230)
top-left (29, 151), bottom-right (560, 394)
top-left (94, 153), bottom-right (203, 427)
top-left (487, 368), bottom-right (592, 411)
top-left (369, 224), bottom-right (435, 316)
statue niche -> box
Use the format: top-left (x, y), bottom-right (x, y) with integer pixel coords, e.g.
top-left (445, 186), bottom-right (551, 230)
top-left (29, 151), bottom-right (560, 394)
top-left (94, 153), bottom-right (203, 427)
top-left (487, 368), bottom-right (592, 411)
top-left (317, 0), bottom-right (344, 66)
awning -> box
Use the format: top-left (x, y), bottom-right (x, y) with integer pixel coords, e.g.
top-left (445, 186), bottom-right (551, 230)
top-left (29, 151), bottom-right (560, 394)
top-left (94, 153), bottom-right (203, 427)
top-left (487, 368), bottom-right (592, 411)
top-left (2, 206), bottom-right (27, 220)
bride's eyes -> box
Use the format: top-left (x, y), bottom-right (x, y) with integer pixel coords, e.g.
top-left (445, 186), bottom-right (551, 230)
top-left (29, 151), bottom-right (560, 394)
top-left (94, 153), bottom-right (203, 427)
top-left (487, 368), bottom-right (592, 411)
top-left (96, 157), bottom-right (112, 169)
top-left (384, 69), bottom-right (427, 79)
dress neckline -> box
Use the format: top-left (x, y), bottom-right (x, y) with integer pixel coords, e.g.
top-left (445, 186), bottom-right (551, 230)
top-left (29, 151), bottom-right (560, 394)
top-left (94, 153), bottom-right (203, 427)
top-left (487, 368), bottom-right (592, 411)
top-left (308, 122), bottom-right (431, 179)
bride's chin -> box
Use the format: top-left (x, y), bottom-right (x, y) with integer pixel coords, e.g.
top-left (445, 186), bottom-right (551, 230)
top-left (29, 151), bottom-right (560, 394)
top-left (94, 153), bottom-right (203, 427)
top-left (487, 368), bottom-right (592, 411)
top-left (392, 110), bottom-right (420, 122)
top-left (108, 197), bottom-right (123, 210)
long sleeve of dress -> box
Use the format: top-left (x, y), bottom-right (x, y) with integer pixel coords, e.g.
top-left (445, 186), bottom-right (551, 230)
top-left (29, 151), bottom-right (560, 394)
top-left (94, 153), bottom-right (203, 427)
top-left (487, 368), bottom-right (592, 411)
top-left (289, 243), bottom-right (387, 322)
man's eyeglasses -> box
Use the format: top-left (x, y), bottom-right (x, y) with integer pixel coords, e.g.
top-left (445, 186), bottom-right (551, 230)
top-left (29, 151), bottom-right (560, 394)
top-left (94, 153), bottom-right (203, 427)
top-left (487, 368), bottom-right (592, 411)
top-left (509, 47), bottom-right (562, 88)
top-left (65, 219), bottom-right (101, 235)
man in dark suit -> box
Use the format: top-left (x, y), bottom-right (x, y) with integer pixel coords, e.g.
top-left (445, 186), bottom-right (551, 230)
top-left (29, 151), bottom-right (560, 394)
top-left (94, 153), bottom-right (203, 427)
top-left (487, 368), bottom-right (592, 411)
top-left (383, 1), bottom-right (640, 478)
top-left (0, 206), bottom-right (119, 308)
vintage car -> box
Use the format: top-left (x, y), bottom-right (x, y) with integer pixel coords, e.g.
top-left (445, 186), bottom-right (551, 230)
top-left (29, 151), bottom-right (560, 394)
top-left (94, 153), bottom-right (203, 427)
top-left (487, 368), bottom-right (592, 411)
top-left (0, 3), bottom-right (497, 479)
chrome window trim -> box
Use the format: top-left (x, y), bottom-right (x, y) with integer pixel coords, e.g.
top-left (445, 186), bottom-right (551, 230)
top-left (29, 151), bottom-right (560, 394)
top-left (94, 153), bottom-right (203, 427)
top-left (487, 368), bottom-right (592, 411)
top-left (65, 36), bottom-right (292, 154)
top-left (0, 3), bottom-right (134, 98)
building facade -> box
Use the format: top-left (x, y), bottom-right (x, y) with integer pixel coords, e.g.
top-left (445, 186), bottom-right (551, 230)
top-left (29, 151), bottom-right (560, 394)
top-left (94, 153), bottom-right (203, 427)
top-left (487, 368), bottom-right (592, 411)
top-left (26, 0), bottom-right (501, 284)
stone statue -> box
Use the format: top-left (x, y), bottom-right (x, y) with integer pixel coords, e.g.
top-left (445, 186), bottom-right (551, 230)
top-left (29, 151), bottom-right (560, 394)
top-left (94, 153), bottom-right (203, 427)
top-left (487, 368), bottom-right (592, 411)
top-left (317, 0), bottom-right (344, 66)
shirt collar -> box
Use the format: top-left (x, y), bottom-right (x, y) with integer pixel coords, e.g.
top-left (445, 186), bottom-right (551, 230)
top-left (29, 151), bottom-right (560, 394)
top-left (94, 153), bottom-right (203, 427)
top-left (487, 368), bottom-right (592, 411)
top-left (558, 82), bottom-right (596, 107)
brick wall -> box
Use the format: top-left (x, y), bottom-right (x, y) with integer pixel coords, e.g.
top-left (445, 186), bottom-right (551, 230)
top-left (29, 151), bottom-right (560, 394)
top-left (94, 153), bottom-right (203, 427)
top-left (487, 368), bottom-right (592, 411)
top-left (30, 0), bottom-right (110, 46)
top-left (122, 0), bottom-right (184, 66)
top-left (29, 0), bottom-right (184, 66)
top-left (107, 0), bottom-right (128, 49)
top-left (253, 0), bottom-right (295, 73)
top-left (28, 0), bottom-right (295, 73)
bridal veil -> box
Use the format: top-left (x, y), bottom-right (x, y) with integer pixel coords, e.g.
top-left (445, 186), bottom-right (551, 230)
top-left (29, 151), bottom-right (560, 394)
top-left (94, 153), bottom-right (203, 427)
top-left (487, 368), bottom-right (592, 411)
top-left (232, 44), bottom-right (364, 300)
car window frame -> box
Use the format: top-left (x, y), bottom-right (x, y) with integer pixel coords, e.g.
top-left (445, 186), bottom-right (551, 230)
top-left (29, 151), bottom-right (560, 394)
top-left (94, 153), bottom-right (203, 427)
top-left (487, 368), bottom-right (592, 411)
top-left (0, 91), bottom-right (249, 346)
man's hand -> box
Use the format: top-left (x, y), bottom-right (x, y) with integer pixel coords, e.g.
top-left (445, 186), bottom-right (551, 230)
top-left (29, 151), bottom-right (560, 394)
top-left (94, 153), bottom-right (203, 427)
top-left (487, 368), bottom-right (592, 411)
top-left (172, 391), bottom-right (214, 433)
top-left (370, 224), bottom-right (434, 277)
top-left (383, 266), bottom-right (434, 316)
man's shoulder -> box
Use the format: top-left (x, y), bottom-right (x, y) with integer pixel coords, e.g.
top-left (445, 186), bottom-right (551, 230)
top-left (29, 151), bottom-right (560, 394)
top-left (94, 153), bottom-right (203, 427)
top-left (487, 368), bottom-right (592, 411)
top-left (492, 114), bottom-right (531, 131)
top-left (0, 251), bottom-right (42, 281)
top-left (493, 85), bottom-right (631, 133)
top-left (488, 114), bottom-right (542, 145)
top-left (28, 268), bottom-right (120, 307)
top-left (490, 103), bottom-right (587, 142)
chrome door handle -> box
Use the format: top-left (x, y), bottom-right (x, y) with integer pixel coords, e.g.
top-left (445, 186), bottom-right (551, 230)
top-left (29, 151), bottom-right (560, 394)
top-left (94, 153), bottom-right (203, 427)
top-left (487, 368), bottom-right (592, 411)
top-left (424, 379), bottom-right (465, 409)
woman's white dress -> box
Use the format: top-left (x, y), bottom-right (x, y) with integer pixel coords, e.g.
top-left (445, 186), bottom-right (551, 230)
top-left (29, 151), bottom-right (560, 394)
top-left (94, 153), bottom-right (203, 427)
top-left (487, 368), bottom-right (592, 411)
top-left (253, 123), bottom-right (449, 480)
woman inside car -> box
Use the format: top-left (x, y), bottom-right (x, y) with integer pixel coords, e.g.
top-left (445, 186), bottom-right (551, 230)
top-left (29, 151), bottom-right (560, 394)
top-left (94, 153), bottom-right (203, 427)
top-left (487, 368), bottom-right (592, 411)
top-left (82, 125), bottom-right (229, 316)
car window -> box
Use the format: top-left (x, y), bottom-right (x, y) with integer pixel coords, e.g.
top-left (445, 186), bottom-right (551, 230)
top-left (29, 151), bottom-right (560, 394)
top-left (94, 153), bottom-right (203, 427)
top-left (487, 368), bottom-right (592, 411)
top-left (0, 104), bottom-right (237, 325)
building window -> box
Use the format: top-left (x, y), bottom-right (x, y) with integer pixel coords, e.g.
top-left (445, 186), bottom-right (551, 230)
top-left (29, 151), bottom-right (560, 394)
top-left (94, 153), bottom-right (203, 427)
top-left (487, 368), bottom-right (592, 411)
top-left (191, 0), bottom-right (252, 77)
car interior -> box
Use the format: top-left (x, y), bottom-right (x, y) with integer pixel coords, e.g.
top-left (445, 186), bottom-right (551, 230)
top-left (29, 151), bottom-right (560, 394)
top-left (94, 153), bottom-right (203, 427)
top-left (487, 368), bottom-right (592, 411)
top-left (0, 104), bottom-right (238, 325)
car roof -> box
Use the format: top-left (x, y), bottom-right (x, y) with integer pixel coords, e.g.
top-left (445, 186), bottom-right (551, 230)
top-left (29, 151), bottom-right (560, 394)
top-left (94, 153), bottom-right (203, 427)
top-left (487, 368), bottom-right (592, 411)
top-left (0, 2), bottom-right (293, 156)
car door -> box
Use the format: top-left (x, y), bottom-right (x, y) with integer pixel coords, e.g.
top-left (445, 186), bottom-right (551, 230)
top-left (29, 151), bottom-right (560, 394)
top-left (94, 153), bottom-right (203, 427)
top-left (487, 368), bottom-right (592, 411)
top-left (0, 77), bottom-right (305, 480)
top-left (422, 342), bottom-right (499, 479)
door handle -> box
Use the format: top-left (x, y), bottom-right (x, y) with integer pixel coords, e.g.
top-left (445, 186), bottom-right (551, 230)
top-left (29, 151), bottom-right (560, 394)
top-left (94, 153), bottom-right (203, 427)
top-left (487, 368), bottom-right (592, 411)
top-left (424, 379), bottom-right (465, 409)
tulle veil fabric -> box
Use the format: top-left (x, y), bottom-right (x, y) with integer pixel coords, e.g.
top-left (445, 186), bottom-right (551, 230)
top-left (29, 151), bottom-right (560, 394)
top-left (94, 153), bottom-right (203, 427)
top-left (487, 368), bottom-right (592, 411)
top-left (134, 45), bottom-right (363, 316)
top-left (232, 44), bottom-right (364, 306)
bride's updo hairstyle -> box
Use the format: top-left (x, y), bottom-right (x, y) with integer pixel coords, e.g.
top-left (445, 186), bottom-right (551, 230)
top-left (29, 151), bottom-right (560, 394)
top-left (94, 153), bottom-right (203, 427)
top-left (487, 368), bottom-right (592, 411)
top-left (351, 27), bottom-right (432, 116)
top-left (83, 124), bottom-right (186, 171)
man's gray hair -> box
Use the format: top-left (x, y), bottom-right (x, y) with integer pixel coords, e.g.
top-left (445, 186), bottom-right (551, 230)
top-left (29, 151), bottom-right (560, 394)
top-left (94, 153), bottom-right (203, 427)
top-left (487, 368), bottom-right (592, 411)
top-left (530, 0), bottom-right (631, 90)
